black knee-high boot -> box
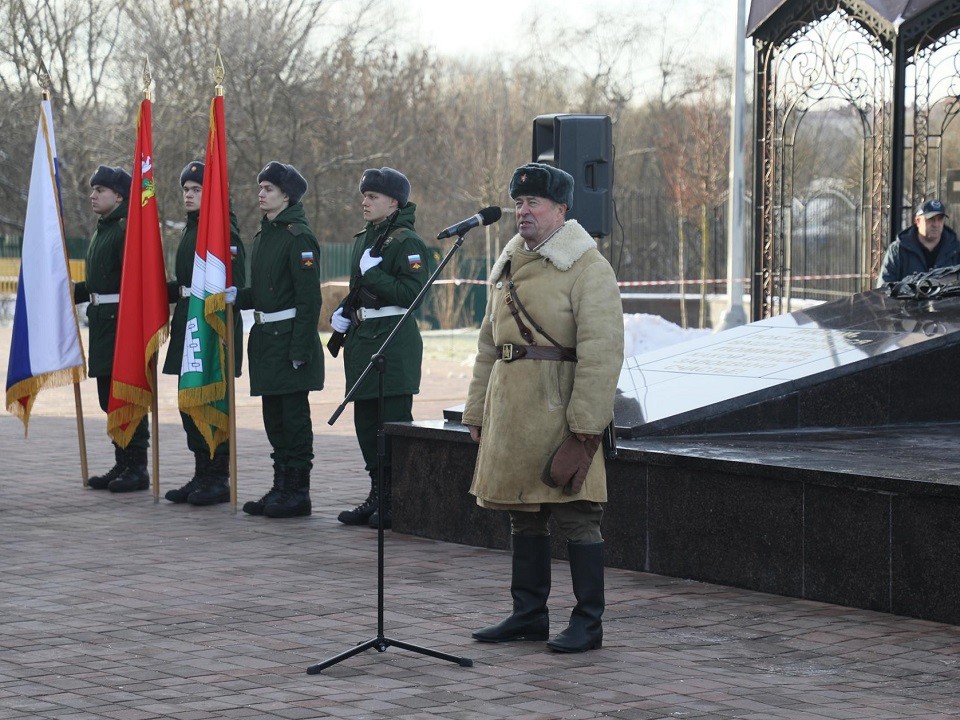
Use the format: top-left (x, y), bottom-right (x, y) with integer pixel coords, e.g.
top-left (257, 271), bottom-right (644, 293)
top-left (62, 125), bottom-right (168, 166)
top-left (547, 541), bottom-right (604, 652)
top-left (472, 534), bottom-right (551, 643)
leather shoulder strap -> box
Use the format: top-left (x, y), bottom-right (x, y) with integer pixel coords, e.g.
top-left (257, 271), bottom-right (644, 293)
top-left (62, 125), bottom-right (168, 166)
top-left (503, 261), bottom-right (568, 352)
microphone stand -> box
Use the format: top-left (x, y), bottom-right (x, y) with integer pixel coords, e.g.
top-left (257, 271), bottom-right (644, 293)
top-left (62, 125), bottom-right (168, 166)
top-left (307, 231), bottom-right (474, 674)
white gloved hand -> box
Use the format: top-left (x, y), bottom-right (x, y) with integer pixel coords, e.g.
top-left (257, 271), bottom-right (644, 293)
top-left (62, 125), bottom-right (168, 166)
top-left (224, 286), bottom-right (237, 304)
top-left (359, 248), bottom-right (383, 275)
top-left (330, 306), bottom-right (351, 333)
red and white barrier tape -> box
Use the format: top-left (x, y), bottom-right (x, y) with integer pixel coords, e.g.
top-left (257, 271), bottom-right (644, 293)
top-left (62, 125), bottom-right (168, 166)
top-left (322, 273), bottom-right (868, 291)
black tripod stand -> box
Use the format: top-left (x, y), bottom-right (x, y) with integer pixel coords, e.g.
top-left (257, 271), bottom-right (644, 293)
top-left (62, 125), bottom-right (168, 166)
top-left (307, 233), bottom-right (474, 674)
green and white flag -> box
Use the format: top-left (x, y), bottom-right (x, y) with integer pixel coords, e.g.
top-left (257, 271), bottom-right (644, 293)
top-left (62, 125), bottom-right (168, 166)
top-left (178, 94), bottom-right (232, 455)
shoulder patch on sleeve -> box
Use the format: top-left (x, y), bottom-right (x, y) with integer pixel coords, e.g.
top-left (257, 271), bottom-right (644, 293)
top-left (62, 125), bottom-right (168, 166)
top-left (300, 250), bottom-right (316, 269)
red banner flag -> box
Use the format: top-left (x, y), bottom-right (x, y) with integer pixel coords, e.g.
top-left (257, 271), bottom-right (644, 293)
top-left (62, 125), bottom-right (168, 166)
top-left (107, 98), bottom-right (169, 447)
top-left (178, 94), bottom-right (233, 454)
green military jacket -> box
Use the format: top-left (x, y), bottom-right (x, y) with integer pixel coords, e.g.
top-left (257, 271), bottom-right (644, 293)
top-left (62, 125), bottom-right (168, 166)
top-left (339, 201), bottom-right (428, 400)
top-left (162, 209), bottom-right (247, 377)
top-left (73, 200), bottom-right (128, 378)
top-left (237, 203), bottom-right (323, 396)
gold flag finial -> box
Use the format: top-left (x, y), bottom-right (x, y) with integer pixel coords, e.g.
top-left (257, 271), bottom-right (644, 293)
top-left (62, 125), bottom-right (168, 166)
top-left (214, 48), bottom-right (225, 97)
top-left (37, 58), bottom-right (51, 99)
top-left (142, 58), bottom-right (153, 101)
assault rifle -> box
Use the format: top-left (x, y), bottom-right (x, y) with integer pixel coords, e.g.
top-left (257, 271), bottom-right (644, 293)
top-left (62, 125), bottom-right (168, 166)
top-left (326, 208), bottom-right (401, 358)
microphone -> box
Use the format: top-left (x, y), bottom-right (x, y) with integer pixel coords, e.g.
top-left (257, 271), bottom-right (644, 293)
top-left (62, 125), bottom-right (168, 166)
top-left (436, 206), bottom-right (502, 239)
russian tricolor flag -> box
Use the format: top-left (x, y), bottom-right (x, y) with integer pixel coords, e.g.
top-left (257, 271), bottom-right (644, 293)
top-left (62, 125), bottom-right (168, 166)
top-left (5, 99), bottom-right (86, 434)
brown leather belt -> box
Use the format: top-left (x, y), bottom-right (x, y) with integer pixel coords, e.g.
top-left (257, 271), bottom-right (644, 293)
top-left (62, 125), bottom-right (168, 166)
top-left (496, 343), bottom-right (577, 362)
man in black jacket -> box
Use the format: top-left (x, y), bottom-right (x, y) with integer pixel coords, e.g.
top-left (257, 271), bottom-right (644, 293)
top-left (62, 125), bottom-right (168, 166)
top-left (879, 199), bottom-right (959, 284)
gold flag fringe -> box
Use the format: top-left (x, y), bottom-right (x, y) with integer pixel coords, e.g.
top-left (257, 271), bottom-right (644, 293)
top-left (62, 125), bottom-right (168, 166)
top-left (5, 365), bottom-right (86, 437)
top-left (204, 293), bottom-right (227, 337)
top-left (106, 326), bottom-right (169, 448)
top-left (179, 324), bottom-right (230, 458)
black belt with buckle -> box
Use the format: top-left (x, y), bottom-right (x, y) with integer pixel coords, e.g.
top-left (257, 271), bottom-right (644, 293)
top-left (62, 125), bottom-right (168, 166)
top-left (496, 343), bottom-right (577, 362)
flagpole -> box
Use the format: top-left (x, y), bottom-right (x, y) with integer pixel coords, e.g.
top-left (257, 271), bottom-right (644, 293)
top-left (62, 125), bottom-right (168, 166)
top-left (213, 51), bottom-right (239, 512)
top-left (140, 59), bottom-right (162, 503)
top-left (226, 307), bottom-right (237, 510)
top-left (75, 385), bottom-right (89, 484)
top-left (38, 61), bottom-right (91, 484)
top-left (150, 355), bottom-right (160, 501)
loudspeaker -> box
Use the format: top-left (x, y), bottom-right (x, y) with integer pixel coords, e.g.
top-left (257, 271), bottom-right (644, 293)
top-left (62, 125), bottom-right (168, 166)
top-left (532, 114), bottom-right (613, 237)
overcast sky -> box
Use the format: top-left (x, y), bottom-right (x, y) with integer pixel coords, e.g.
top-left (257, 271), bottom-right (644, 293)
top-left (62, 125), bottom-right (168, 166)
top-left (396, 0), bottom-right (741, 63)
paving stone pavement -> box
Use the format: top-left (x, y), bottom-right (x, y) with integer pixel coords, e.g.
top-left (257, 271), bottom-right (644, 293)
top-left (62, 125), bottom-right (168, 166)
top-left (2, 328), bottom-right (960, 719)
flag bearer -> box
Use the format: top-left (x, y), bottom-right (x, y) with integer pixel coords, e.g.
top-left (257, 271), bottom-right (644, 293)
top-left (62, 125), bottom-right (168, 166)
top-left (162, 161), bottom-right (246, 506)
top-left (73, 164), bottom-right (150, 493)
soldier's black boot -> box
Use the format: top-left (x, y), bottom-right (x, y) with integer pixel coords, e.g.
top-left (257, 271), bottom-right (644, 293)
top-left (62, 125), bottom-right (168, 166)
top-left (88, 445), bottom-right (126, 490)
top-left (242, 464), bottom-right (286, 516)
top-left (473, 534), bottom-right (551, 643)
top-left (547, 541), bottom-right (604, 653)
top-left (165, 452), bottom-right (207, 503)
top-left (188, 454), bottom-right (230, 506)
top-left (265, 466), bottom-right (312, 518)
top-left (367, 473), bottom-right (391, 529)
top-left (108, 447), bottom-right (149, 493)
top-left (338, 473), bottom-right (378, 525)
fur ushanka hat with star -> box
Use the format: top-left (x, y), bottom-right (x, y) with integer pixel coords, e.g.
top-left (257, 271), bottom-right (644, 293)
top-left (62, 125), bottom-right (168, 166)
top-left (509, 162), bottom-right (574, 210)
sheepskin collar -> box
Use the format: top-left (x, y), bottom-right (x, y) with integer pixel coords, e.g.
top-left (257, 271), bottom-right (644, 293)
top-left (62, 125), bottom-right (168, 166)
top-left (490, 220), bottom-right (595, 282)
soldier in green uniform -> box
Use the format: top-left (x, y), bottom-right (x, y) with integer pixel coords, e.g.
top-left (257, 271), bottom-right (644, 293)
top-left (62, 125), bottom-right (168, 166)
top-left (162, 161), bottom-right (247, 506)
top-left (331, 167), bottom-right (429, 529)
top-left (235, 161), bottom-right (323, 518)
top-left (72, 164), bottom-right (150, 493)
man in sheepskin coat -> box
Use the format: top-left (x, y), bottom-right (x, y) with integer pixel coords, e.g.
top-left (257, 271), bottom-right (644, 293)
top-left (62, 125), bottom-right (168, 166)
top-left (462, 163), bottom-right (623, 653)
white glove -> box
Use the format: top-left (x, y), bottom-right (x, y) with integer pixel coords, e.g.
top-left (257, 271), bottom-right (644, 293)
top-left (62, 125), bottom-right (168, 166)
top-left (224, 286), bottom-right (237, 304)
top-left (330, 306), bottom-right (351, 333)
top-left (359, 248), bottom-right (383, 275)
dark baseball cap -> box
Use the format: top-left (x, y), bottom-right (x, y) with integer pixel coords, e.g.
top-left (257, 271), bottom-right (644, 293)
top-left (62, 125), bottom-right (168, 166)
top-left (916, 198), bottom-right (948, 219)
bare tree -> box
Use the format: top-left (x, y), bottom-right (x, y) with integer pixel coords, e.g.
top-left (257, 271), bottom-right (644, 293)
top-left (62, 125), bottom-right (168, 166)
top-left (0, 0), bottom-right (130, 238)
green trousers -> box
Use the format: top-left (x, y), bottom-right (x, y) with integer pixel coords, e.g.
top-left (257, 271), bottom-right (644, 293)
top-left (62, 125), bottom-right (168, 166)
top-left (353, 395), bottom-right (413, 478)
top-left (509, 500), bottom-right (604, 543)
top-left (261, 391), bottom-right (313, 470)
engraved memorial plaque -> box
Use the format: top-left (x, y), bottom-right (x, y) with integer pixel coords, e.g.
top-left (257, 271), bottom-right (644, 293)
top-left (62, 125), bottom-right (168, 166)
top-left (615, 290), bottom-right (960, 437)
